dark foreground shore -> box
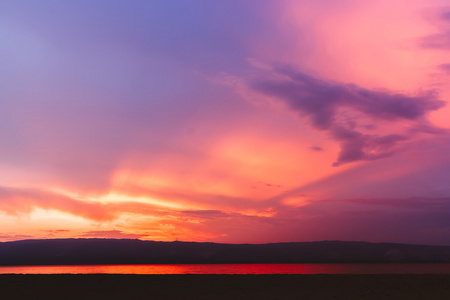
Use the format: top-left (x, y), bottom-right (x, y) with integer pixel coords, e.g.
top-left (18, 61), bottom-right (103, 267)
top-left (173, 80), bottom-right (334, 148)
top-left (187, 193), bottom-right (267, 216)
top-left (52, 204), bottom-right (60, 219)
top-left (1, 274), bottom-right (450, 299)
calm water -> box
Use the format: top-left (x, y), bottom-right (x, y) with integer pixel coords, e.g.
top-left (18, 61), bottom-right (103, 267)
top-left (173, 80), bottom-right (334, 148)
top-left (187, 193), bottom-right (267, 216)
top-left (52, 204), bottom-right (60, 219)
top-left (0, 264), bottom-right (450, 274)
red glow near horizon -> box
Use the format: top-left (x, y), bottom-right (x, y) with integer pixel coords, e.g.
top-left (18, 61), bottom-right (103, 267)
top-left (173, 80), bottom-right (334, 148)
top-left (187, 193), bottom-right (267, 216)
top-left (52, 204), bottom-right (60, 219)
top-left (1, 264), bottom-right (450, 274)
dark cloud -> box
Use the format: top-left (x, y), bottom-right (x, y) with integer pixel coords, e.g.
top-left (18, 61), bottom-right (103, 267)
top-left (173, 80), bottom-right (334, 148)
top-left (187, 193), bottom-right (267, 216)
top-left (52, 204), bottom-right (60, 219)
top-left (251, 66), bottom-right (444, 166)
top-left (310, 146), bottom-right (324, 152)
top-left (178, 209), bottom-right (276, 221)
top-left (340, 197), bottom-right (450, 211)
top-left (258, 182), bottom-right (282, 188)
top-left (265, 183), bottom-right (281, 188)
top-left (332, 127), bottom-right (408, 166)
top-left (180, 210), bottom-right (229, 219)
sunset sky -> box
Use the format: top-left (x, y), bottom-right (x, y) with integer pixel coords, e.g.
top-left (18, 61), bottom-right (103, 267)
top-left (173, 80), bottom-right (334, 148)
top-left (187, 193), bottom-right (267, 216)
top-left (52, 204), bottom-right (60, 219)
top-left (1, 0), bottom-right (450, 245)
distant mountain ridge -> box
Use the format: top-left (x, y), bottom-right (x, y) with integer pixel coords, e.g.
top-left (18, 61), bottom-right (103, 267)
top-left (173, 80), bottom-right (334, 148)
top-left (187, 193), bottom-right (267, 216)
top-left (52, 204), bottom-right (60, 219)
top-left (1, 239), bottom-right (450, 266)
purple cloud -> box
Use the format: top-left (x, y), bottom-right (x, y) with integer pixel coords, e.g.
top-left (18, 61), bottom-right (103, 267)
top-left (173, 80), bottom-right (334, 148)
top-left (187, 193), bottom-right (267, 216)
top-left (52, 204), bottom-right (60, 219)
top-left (310, 146), bottom-right (324, 152)
top-left (444, 11), bottom-right (450, 21)
top-left (439, 63), bottom-right (450, 73)
top-left (251, 66), bottom-right (445, 166)
top-left (180, 210), bottom-right (229, 219)
top-left (421, 32), bottom-right (450, 49)
top-left (331, 127), bottom-right (408, 166)
top-left (420, 9), bottom-right (450, 50)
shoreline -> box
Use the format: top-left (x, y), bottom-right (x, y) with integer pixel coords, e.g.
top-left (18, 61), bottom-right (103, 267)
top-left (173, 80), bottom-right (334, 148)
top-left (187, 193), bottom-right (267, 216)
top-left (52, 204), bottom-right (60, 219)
top-left (1, 274), bottom-right (450, 299)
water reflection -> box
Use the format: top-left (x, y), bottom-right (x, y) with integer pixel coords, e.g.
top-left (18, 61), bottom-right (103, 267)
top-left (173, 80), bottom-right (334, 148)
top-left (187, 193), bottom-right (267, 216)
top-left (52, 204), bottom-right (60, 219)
top-left (0, 264), bottom-right (450, 274)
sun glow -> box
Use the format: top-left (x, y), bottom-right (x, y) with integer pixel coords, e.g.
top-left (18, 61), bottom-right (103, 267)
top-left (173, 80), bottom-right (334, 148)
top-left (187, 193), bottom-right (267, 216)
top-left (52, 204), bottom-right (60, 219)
top-left (96, 192), bottom-right (186, 209)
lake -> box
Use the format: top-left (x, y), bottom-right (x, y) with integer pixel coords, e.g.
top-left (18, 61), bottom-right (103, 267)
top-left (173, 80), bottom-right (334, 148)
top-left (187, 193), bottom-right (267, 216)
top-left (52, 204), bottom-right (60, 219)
top-left (1, 263), bottom-right (450, 274)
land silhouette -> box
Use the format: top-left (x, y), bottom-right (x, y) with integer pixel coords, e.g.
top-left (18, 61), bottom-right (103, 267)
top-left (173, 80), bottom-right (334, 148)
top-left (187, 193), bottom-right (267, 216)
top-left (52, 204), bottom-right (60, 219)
top-left (1, 239), bottom-right (450, 265)
top-left (2, 239), bottom-right (450, 299)
top-left (1, 274), bottom-right (450, 300)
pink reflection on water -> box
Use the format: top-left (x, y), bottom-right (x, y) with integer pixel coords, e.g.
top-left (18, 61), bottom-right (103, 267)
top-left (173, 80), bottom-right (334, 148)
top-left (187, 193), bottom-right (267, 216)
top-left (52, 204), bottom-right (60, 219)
top-left (0, 264), bottom-right (450, 274)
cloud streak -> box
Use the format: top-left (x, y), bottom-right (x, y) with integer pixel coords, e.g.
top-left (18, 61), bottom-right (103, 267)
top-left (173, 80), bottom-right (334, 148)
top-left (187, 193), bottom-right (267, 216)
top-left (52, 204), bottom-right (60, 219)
top-left (0, 186), bottom-right (166, 222)
top-left (270, 198), bottom-right (450, 246)
top-left (420, 8), bottom-right (450, 50)
top-left (80, 230), bottom-right (146, 239)
top-left (250, 65), bottom-right (445, 165)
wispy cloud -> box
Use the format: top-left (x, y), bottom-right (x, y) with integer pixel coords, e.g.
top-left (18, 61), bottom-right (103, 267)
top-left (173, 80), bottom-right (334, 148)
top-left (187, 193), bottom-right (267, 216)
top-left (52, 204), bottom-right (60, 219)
top-left (439, 63), bottom-right (450, 73)
top-left (79, 230), bottom-right (146, 239)
top-left (0, 234), bottom-right (33, 242)
top-left (309, 146), bottom-right (324, 152)
top-left (420, 9), bottom-right (450, 50)
top-left (0, 186), bottom-right (165, 222)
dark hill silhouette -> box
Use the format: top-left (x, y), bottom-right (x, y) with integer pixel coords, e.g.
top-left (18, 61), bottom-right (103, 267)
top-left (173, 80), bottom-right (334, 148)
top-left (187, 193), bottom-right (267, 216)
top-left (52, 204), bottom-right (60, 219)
top-left (0, 239), bottom-right (450, 266)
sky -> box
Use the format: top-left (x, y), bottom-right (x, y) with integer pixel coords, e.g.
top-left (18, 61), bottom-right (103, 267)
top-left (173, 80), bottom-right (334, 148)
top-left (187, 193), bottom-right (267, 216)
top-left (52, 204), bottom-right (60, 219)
top-left (1, 0), bottom-right (450, 245)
